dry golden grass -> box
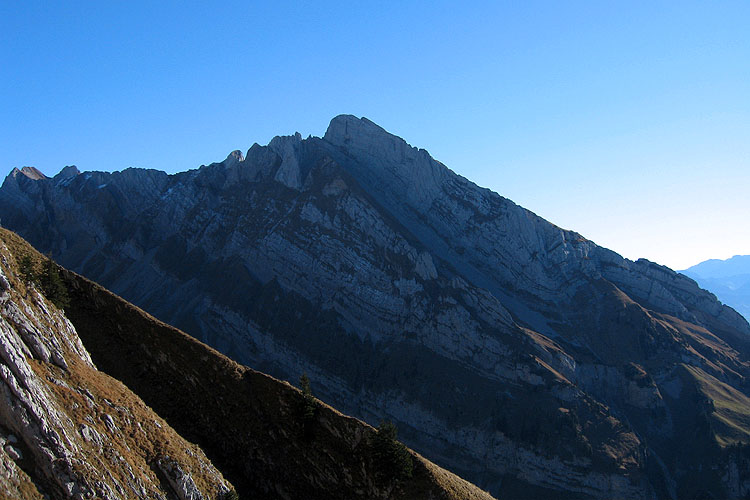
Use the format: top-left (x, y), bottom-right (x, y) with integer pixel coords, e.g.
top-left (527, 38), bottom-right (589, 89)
top-left (0, 228), bottom-right (231, 499)
top-left (1, 227), bottom-right (495, 499)
top-left (683, 364), bottom-right (750, 447)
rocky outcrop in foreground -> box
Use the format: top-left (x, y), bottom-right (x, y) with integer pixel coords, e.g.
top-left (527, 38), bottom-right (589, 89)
top-left (0, 227), bottom-right (495, 500)
top-left (0, 229), bottom-right (232, 499)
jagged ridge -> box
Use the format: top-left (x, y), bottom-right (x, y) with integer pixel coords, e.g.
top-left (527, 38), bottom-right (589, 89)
top-left (1, 115), bottom-right (750, 498)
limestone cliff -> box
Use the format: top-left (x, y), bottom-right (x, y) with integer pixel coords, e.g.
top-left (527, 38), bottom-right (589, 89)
top-left (2, 116), bottom-right (750, 498)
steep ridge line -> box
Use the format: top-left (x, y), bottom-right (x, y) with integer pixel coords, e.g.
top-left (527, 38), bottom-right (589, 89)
top-left (0, 226), bottom-right (495, 500)
top-left (2, 115), bottom-right (750, 498)
top-left (0, 227), bottom-right (233, 499)
top-left (58, 254), bottom-right (496, 500)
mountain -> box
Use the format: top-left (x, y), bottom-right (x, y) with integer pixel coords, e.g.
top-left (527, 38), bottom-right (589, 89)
top-left (681, 256), bottom-right (750, 321)
top-left (2, 115), bottom-right (750, 498)
top-left (0, 227), bottom-right (494, 500)
top-left (0, 229), bottom-right (233, 499)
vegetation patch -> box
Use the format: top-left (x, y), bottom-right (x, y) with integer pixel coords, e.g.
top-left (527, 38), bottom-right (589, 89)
top-left (371, 420), bottom-right (414, 480)
top-left (18, 252), bottom-right (70, 309)
top-left (299, 373), bottom-right (318, 438)
top-left (684, 364), bottom-right (750, 446)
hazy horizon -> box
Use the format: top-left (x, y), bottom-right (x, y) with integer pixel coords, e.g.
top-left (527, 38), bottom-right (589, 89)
top-left (2, 2), bottom-right (748, 271)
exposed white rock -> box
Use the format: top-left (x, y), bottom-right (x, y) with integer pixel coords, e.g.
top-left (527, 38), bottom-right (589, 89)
top-left (157, 456), bottom-right (205, 500)
top-left (0, 443), bottom-right (40, 499)
top-left (415, 251), bottom-right (437, 280)
top-left (0, 239), bottom-right (231, 499)
top-left (79, 423), bottom-right (103, 448)
top-left (270, 132), bottom-right (304, 190)
top-left (225, 150), bottom-right (244, 164)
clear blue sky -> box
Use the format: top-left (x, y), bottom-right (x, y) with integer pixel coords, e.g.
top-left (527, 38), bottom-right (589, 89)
top-left (2, 1), bottom-right (748, 270)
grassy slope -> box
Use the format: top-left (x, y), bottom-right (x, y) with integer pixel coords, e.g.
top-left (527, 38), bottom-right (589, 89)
top-left (0, 228), bottom-right (232, 499)
top-left (2, 229), bottom-right (494, 499)
top-left (683, 364), bottom-right (750, 446)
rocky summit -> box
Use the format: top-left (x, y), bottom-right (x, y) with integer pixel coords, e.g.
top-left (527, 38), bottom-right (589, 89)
top-left (2, 115), bottom-right (750, 499)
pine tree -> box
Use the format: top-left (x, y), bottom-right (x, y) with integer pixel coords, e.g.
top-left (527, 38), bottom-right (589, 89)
top-left (299, 373), bottom-right (316, 422)
top-left (39, 254), bottom-right (70, 309)
top-left (372, 420), bottom-right (413, 480)
top-left (19, 254), bottom-right (36, 283)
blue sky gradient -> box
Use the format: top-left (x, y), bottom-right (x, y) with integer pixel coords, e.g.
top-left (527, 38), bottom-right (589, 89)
top-left (2, 1), bottom-right (748, 269)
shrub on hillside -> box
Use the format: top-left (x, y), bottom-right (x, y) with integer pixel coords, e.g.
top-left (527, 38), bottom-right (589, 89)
top-left (39, 255), bottom-right (70, 309)
top-left (299, 373), bottom-right (317, 437)
top-left (19, 253), bottom-right (35, 283)
top-left (18, 252), bottom-right (70, 309)
top-left (372, 420), bottom-right (413, 480)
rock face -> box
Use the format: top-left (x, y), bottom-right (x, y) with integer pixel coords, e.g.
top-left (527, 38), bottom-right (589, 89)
top-left (0, 227), bottom-right (498, 500)
top-left (2, 115), bottom-right (750, 498)
top-left (0, 229), bottom-right (232, 499)
top-left (59, 260), bottom-right (497, 500)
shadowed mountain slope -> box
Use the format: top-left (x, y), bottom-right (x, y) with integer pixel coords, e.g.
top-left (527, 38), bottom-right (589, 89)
top-left (2, 115), bottom-right (750, 498)
top-left (0, 227), bottom-right (495, 500)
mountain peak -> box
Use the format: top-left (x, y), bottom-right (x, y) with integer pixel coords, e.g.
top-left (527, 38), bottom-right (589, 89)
top-left (3, 116), bottom-right (750, 499)
top-left (323, 115), bottom-right (435, 168)
top-left (683, 254), bottom-right (750, 278)
top-left (54, 165), bottom-right (80, 181)
top-left (323, 115), bottom-right (391, 148)
top-left (269, 132), bottom-right (304, 189)
top-left (9, 166), bottom-right (47, 181)
top-left (322, 115), bottom-right (447, 211)
top-left (225, 150), bottom-right (244, 164)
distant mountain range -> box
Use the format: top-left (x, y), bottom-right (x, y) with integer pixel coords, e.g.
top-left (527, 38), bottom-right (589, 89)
top-left (681, 255), bottom-right (750, 321)
top-left (2, 115), bottom-right (750, 499)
